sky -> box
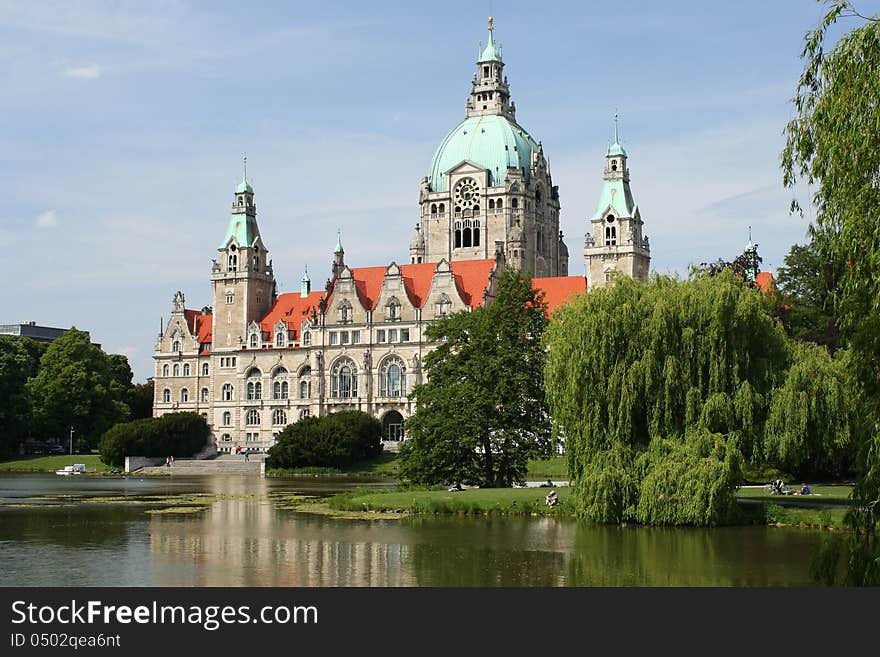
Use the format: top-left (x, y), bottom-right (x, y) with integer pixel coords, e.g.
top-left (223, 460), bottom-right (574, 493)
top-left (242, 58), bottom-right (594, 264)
top-left (3, 0), bottom-right (877, 382)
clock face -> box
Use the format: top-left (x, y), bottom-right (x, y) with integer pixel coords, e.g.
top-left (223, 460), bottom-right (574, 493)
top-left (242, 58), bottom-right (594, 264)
top-left (455, 178), bottom-right (480, 206)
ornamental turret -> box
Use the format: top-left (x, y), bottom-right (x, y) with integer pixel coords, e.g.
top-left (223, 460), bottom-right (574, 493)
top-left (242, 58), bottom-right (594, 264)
top-left (584, 116), bottom-right (650, 288)
top-left (211, 161), bottom-right (276, 350)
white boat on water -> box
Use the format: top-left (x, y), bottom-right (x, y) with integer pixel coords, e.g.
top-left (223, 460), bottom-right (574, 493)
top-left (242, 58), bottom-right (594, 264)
top-left (55, 464), bottom-right (86, 476)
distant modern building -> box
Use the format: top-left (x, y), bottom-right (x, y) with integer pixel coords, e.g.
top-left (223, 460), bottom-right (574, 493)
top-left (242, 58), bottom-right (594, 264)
top-left (0, 322), bottom-right (69, 343)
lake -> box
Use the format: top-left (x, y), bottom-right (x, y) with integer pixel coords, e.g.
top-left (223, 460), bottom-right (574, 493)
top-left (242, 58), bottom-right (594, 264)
top-left (0, 474), bottom-right (825, 586)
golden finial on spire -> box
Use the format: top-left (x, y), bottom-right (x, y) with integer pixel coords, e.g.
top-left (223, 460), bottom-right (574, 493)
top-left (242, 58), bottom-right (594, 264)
top-left (488, 16), bottom-right (494, 31)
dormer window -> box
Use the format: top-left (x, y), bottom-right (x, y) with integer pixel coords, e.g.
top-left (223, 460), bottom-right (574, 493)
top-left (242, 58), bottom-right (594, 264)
top-left (302, 331), bottom-right (311, 346)
top-left (249, 333), bottom-right (259, 348)
top-left (275, 330), bottom-right (286, 347)
top-left (228, 253), bottom-right (238, 272)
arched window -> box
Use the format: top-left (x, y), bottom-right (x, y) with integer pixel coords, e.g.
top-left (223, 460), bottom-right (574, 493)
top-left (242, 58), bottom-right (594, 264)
top-left (497, 198), bottom-right (503, 210)
top-left (430, 203), bottom-right (437, 214)
top-left (299, 409), bottom-right (310, 420)
top-left (249, 333), bottom-right (259, 348)
top-left (489, 199), bottom-right (495, 210)
top-left (275, 331), bottom-right (285, 347)
top-left (223, 411), bottom-right (231, 426)
top-left (605, 226), bottom-right (617, 246)
top-left (473, 220), bottom-right (480, 247)
top-left (180, 388), bottom-right (189, 403)
top-left (221, 383), bottom-right (234, 401)
top-left (272, 409), bottom-right (287, 426)
top-left (511, 198), bottom-right (518, 209)
top-left (302, 331), bottom-right (311, 346)
top-left (300, 379), bottom-right (310, 399)
top-left (454, 221), bottom-right (462, 248)
top-left (202, 363), bottom-right (209, 376)
top-left (379, 356), bottom-right (406, 397)
top-left (247, 381), bottom-right (262, 400)
top-left (331, 358), bottom-right (358, 399)
top-left (173, 364), bottom-right (180, 377)
top-left (183, 363), bottom-right (190, 376)
top-left (385, 296), bottom-right (401, 321)
top-left (273, 380), bottom-right (289, 400)
top-left (463, 219), bottom-right (472, 247)
top-left (611, 159), bottom-right (618, 172)
top-left (438, 203), bottom-right (445, 214)
top-left (172, 340), bottom-right (181, 352)
top-left (436, 293), bottom-right (452, 317)
top-left (228, 253), bottom-right (237, 272)
top-left (162, 364), bottom-right (169, 377)
top-left (338, 299), bottom-right (352, 324)
top-left (246, 409), bottom-right (260, 426)
top-left (201, 388), bottom-right (209, 402)
top-left (162, 388), bottom-right (171, 403)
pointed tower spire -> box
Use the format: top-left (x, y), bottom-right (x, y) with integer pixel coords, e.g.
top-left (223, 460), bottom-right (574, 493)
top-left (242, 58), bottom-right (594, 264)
top-left (300, 265), bottom-right (311, 298)
top-left (479, 16), bottom-right (502, 63)
top-left (468, 17), bottom-right (513, 119)
top-left (332, 230), bottom-right (345, 278)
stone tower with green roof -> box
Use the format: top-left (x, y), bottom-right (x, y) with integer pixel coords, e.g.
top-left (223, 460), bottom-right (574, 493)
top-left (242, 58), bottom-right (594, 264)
top-left (418, 17), bottom-right (568, 278)
top-left (583, 117), bottom-right (651, 288)
top-left (210, 172), bottom-right (276, 351)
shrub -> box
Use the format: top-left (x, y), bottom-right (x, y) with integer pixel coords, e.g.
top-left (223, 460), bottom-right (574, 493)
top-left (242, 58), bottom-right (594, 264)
top-left (266, 410), bottom-right (382, 470)
top-left (98, 412), bottom-right (209, 467)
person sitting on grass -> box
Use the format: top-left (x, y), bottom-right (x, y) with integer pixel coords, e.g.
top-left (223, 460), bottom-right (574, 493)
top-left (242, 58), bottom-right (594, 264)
top-left (545, 490), bottom-right (558, 507)
top-left (447, 481), bottom-right (463, 492)
top-left (800, 483), bottom-right (811, 495)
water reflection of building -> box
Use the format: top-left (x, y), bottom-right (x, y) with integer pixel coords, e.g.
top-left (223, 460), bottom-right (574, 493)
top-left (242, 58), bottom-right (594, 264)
top-left (148, 479), bottom-right (412, 586)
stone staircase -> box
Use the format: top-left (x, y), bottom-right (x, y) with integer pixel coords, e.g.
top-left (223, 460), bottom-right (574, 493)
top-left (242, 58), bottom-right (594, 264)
top-left (136, 457), bottom-right (263, 476)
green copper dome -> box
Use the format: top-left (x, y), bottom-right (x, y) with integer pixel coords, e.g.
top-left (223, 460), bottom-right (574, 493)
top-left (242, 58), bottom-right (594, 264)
top-left (236, 179), bottom-right (253, 194)
top-left (429, 115), bottom-right (539, 192)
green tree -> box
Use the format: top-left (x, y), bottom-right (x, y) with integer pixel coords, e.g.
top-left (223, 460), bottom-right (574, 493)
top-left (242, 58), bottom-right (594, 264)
top-left (763, 343), bottom-right (860, 479)
top-left (0, 336), bottom-right (46, 457)
top-left (266, 410), bottom-right (382, 470)
top-left (774, 241), bottom-right (841, 350)
top-left (545, 273), bottom-right (789, 525)
top-left (27, 328), bottom-right (131, 451)
top-left (400, 268), bottom-right (552, 488)
top-left (98, 412), bottom-right (210, 467)
top-left (129, 381), bottom-right (155, 420)
top-left (782, 0), bottom-right (880, 584)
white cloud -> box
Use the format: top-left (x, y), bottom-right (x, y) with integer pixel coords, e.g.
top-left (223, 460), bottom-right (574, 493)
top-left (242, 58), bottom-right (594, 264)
top-left (64, 64), bottom-right (100, 79)
top-left (35, 209), bottom-right (58, 228)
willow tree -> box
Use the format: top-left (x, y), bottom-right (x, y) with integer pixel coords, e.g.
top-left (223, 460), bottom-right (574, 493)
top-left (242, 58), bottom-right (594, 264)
top-left (545, 272), bottom-right (789, 525)
top-left (764, 343), bottom-right (860, 479)
top-left (782, 1), bottom-right (880, 584)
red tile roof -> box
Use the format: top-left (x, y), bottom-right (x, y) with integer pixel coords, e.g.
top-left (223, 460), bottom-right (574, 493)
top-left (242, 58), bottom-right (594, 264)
top-left (531, 276), bottom-right (588, 314)
top-left (260, 291), bottom-right (324, 340)
top-left (755, 271), bottom-right (776, 293)
top-left (184, 310), bottom-right (213, 345)
top-left (347, 259), bottom-right (496, 310)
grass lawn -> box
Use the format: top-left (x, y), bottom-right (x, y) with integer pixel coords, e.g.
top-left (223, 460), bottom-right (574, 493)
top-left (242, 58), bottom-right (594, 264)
top-left (0, 454), bottom-right (110, 473)
top-left (329, 486), bottom-right (575, 516)
top-left (735, 484), bottom-right (852, 505)
top-left (266, 452), bottom-right (401, 478)
top-left (270, 453), bottom-right (570, 481)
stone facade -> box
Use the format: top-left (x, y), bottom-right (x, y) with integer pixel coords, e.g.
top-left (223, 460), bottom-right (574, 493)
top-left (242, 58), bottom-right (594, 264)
top-left (152, 18), bottom-right (650, 454)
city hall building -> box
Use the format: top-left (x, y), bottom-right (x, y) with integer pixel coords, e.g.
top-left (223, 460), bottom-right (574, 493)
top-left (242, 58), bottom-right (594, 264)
top-left (152, 19), bottom-right (651, 453)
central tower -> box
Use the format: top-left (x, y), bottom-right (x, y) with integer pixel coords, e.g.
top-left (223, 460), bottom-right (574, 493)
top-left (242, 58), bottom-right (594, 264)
top-left (415, 18), bottom-right (568, 277)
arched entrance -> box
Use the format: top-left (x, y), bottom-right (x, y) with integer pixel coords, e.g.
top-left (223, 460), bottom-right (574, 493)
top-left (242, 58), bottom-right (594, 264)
top-left (382, 411), bottom-right (405, 442)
